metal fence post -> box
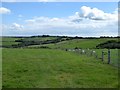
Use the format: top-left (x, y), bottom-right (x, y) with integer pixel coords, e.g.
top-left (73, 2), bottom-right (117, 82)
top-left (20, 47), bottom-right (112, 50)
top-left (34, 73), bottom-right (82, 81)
top-left (102, 50), bottom-right (104, 62)
top-left (95, 54), bottom-right (98, 59)
top-left (90, 50), bottom-right (92, 56)
top-left (81, 49), bottom-right (82, 54)
top-left (108, 49), bottom-right (110, 64)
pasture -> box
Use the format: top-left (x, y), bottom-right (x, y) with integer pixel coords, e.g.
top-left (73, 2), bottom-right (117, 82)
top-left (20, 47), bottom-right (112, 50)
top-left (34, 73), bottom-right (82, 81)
top-left (1, 37), bottom-right (21, 47)
top-left (2, 48), bottom-right (118, 88)
top-left (28, 38), bottom-right (118, 49)
top-left (69, 49), bottom-right (119, 67)
top-left (1, 36), bottom-right (119, 88)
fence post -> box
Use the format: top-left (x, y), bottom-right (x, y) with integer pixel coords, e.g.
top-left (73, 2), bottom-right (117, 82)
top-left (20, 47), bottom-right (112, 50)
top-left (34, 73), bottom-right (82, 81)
top-left (108, 49), bottom-right (110, 64)
top-left (102, 50), bottom-right (104, 62)
top-left (80, 49), bottom-right (82, 54)
top-left (95, 53), bottom-right (98, 59)
top-left (90, 50), bottom-right (93, 56)
top-left (84, 50), bottom-right (86, 55)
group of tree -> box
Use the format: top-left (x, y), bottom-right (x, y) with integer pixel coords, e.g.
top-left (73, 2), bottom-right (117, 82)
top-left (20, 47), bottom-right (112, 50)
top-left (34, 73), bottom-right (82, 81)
top-left (2, 35), bottom-right (120, 49)
top-left (4, 37), bottom-right (72, 48)
top-left (96, 40), bottom-right (120, 49)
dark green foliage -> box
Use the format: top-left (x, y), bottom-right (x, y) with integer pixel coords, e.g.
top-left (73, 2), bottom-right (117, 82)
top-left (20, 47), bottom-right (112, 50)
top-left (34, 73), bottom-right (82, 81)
top-left (96, 40), bottom-right (120, 49)
top-left (3, 36), bottom-right (73, 48)
top-left (1, 36), bottom-right (119, 49)
top-left (39, 46), bottom-right (50, 49)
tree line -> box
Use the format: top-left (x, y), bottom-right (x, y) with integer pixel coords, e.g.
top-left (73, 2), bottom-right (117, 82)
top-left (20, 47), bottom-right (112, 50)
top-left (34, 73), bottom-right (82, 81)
top-left (2, 35), bottom-right (120, 49)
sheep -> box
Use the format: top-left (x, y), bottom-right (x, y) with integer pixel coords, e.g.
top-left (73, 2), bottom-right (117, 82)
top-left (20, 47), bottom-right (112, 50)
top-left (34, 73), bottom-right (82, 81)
top-left (92, 50), bottom-right (97, 58)
top-left (72, 50), bottom-right (75, 52)
top-left (82, 50), bottom-right (85, 54)
top-left (93, 51), bottom-right (96, 53)
top-left (82, 50), bottom-right (85, 53)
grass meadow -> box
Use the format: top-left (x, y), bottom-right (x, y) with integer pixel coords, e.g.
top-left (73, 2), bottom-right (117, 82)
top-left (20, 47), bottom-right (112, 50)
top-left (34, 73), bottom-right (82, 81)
top-left (2, 48), bottom-right (118, 88)
top-left (1, 36), bottom-right (119, 88)
top-left (28, 38), bottom-right (118, 49)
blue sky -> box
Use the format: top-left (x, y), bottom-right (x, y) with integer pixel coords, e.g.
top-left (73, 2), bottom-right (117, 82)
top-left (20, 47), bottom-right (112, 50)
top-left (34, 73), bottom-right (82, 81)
top-left (1, 2), bottom-right (118, 36)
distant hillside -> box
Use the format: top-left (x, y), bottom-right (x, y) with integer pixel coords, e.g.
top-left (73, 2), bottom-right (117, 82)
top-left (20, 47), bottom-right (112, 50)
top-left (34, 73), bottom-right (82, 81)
top-left (1, 35), bottom-right (119, 49)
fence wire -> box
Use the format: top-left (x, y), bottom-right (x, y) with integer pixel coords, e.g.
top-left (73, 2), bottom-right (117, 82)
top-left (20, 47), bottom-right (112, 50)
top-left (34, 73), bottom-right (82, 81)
top-left (66, 48), bottom-right (119, 67)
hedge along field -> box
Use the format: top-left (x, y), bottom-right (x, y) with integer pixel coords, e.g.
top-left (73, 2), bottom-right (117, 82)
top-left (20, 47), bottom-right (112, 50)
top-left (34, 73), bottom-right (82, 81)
top-left (1, 36), bottom-right (56, 45)
top-left (2, 48), bottom-right (118, 88)
top-left (28, 38), bottom-right (118, 49)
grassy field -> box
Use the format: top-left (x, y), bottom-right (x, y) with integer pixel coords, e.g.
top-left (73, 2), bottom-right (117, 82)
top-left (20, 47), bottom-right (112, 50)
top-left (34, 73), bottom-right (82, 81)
top-left (0, 48), bottom-right (2, 89)
top-left (70, 49), bottom-right (119, 67)
top-left (1, 37), bottom-right (21, 47)
top-left (1, 36), bottom-right (118, 49)
top-left (2, 48), bottom-right (118, 88)
top-left (2, 36), bottom-right (119, 88)
top-left (28, 38), bottom-right (118, 49)
top-left (92, 49), bottom-right (118, 66)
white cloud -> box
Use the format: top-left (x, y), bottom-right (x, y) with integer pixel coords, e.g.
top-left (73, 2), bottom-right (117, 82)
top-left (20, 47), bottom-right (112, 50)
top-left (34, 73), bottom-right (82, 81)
top-left (2, 6), bottom-right (118, 37)
top-left (0, 7), bottom-right (11, 14)
top-left (23, 13), bottom-right (117, 36)
top-left (80, 6), bottom-right (118, 21)
top-left (10, 23), bottom-right (24, 30)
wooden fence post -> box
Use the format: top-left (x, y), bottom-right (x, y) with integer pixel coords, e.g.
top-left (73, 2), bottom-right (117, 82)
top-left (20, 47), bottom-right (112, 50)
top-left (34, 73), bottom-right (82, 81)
top-left (108, 49), bottom-right (110, 64)
top-left (102, 50), bottom-right (104, 62)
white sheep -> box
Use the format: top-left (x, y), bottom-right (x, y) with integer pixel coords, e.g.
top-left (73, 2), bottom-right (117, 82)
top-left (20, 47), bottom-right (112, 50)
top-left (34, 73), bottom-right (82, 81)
top-left (82, 50), bottom-right (85, 53)
top-left (93, 51), bottom-right (96, 53)
top-left (92, 50), bottom-right (96, 56)
top-left (72, 50), bottom-right (75, 51)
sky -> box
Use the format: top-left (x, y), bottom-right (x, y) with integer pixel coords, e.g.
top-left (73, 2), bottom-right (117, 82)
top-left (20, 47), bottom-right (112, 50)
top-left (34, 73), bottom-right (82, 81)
top-left (0, 0), bottom-right (119, 2)
top-left (0, 2), bottom-right (118, 37)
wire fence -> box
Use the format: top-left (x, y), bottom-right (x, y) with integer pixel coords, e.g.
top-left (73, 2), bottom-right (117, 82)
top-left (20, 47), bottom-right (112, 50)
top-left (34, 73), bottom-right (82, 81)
top-left (66, 48), bottom-right (119, 67)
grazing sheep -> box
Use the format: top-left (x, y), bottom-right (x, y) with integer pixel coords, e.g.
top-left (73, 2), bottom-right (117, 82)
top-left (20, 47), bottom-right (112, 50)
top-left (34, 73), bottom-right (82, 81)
top-left (82, 50), bottom-right (85, 52)
top-left (92, 50), bottom-right (97, 57)
top-left (72, 49), bottom-right (75, 52)
top-left (82, 50), bottom-right (85, 54)
top-left (93, 51), bottom-right (96, 53)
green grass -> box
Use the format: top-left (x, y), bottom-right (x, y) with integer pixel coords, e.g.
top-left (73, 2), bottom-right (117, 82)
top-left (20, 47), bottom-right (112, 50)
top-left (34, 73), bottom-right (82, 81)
top-left (2, 48), bottom-right (118, 88)
top-left (0, 48), bottom-right (2, 89)
top-left (73, 49), bottom-right (118, 67)
top-left (28, 38), bottom-right (118, 49)
top-left (1, 36), bottom-right (118, 49)
top-left (1, 36), bottom-right (57, 47)
top-left (1, 37), bottom-right (21, 46)
top-left (2, 37), bottom-right (119, 88)
top-left (93, 49), bottom-right (118, 66)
